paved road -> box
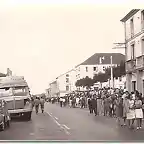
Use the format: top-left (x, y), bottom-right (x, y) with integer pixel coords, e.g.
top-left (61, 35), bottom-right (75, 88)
top-left (1, 103), bottom-right (144, 141)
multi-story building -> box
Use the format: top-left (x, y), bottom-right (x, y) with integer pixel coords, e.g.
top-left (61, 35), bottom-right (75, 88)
top-left (56, 69), bottom-right (76, 97)
top-left (49, 81), bottom-right (59, 97)
top-left (121, 9), bottom-right (144, 94)
top-left (75, 53), bottom-right (125, 81)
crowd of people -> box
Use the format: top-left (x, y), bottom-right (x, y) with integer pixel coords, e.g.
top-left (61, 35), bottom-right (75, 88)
top-left (50, 87), bottom-right (144, 130)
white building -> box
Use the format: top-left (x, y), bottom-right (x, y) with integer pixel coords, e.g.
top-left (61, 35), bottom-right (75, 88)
top-left (121, 9), bottom-right (144, 94)
top-left (56, 69), bottom-right (76, 97)
top-left (75, 53), bottom-right (125, 81)
top-left (49, 81), bottom-right (59, 97)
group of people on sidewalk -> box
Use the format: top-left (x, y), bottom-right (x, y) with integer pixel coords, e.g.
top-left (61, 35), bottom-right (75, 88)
top-left (50, 87), bottom-right (144, 130)
top-left (87, 88), bottom-right (144, 130)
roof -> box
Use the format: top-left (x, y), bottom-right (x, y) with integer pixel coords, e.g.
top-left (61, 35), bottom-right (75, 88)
top-left (50, 81), bottom-right (57, 85)
top-left (0, 76), bottom-right (28, 88)
top-left (75, 53), bottom-right (125, 67)
top-left (56, 69), bottom-right (75, 79)
top-left (120, 9), bottom-right (140, 22)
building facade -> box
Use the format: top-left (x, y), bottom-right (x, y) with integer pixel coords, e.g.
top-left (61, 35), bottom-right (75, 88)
top-left (56, 69), bottom-right (76, 97)
top-left (75, 53), bottom-right (125, 79)
top-left (121, 9), bottom-right (144, 94)
top-left (49, 81), bottom-right (59, 97)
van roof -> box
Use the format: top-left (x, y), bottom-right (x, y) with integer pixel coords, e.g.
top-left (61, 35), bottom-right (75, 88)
top-left (0, 76), bottom-right (28, 88)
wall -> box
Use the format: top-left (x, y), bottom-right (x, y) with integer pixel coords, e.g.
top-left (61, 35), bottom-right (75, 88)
top-left (49, 81), bottom-right (58, 97)
top-left (75, 64), bottom-right (116, 80)
top-left (57, 69), bottom-right (77, 94)
top-left (125, 10), bottom-right (144, 61)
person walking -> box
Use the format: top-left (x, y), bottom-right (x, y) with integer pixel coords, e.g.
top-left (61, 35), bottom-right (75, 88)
top-left (40, 96), bottom-right (45, 113)
top-left (115, 94), bottom-right (123, 126)
top-left (34, 96), bottom-right (40, 114)
top-left (104, 95), bottom-right (110, 116)
top-left (134, 95), bottom-right (143, 130)
top-left (88, 98), bottom-right (93, 114)
top-left (126, 94), bottom-right (135, 129)
top-left (59, 97), bottom-right (63, 107)
top-left (91, 96), bottom-right (97, 116)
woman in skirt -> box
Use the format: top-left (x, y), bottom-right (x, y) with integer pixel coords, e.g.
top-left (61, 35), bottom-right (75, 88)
top-left (126, 94), bottom-right (135, 129)
top-left (115, 94), bottom-right (123, 126)
top-left (134, 95), bottom-right (143, 130)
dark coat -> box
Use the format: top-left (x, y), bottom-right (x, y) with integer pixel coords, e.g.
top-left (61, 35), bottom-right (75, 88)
top-left (91, 98), bottom-right (97, 109)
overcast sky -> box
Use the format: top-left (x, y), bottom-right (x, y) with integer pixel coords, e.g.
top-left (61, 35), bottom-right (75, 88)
top-left (0, 0), bottom-right (137, 94)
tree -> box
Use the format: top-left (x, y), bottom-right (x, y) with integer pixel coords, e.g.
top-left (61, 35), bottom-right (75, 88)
top-left (105, 60), bottom-right (125, 79)
top-left (82, 76), bottom-right (94, 89)
top-left (94, 72), bottom-right (109, 82)
top-left (75, 77), bottom-right (94, 90)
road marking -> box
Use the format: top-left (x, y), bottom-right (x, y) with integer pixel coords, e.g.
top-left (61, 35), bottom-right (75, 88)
top-left (54, 116), bottom-right (58, 120)
top-left (29, 133), bottom-right (35, 136)
top-left (46, 112), bottom-right (70, 135)
top-left (55, 120), bottom-right (61, 126)
top-left (63, 124), bottom-right (70, 130)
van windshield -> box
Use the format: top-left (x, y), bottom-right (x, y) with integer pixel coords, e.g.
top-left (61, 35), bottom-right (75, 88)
top-left (13, 86), bottom-right (29, 96)
top-left (0, 86), bottom-right (29, 97)
top-left (0, 88), bottom-right (11, 97)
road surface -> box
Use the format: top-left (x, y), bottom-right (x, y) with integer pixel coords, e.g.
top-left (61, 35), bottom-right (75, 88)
top-left (1, 103), bottom-right (144, 141)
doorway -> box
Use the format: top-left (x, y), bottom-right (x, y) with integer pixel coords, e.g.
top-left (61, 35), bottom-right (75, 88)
top-left (132, 81), bottom-right (136, 91)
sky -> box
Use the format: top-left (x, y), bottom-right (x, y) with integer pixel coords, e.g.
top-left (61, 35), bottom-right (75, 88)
top-left (0, 0), bottom-right (140, 94)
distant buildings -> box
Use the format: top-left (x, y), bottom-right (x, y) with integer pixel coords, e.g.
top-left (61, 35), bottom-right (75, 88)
top-left (56, 69), bottom-right (76, 97)
top-left (49, 81), bottom-right (59, 97)
top-left (75, 53), bottom-right (125, 80)
top-left (48, 53), bottom-right (125, 96)
top-left (121, 9), bottom-right (144, 94)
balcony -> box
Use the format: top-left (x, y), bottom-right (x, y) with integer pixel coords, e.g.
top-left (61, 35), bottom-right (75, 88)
top-left (126, 59), bottom-right (136, 73)
top-left (136, 55), bottom-right (144, 70)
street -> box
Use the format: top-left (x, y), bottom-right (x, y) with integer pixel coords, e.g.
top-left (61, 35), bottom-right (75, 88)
top-left (1, 103), bottom-right (144, 141)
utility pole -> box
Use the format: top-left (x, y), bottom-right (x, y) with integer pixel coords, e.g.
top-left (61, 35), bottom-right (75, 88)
top-left (112, 42), bottom-right (126, 88)
top-left (110, 56), bottom-right (114, 88)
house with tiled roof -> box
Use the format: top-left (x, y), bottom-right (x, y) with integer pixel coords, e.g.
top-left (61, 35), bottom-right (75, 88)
top-left (75, 53), bottom-right (125, 81)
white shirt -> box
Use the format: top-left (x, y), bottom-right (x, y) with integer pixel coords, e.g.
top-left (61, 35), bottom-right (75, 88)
top-left (76, 98), bottom-right (79, 103)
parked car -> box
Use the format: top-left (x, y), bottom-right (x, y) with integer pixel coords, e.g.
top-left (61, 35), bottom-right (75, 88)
top-left (0, 99), bottom-right (10, 131)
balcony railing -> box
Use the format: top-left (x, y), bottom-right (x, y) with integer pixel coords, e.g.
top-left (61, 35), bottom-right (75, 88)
top-left (136, 55), bottom-right (144, 70)
top-left (126, 55), bottom-right (144, 73)
top-left (126, 59), bottom-right (136, 73)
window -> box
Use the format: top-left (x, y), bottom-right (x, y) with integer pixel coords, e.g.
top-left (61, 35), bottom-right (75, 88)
top-left (93, 67), bottom-right (96, 71)
top-left (141, 10), bottom-right (144, 30)
top-left (66, 78), bottom-right (69, 83)
top-left (130, 18), bottom-right (134, 36)
top-left (13, 87), bottom-right (29, 96)
top-left (66, 86), bottom-right (69, 91)
top-left (103, 66), bottom-right (106, 71)
top-left (131, 44), bottom-right (135, 59)
top-left (119, 77), bottom-right (122, 81)
top-left (66, 74), bottom-right (69, 77)
top-left (142, 38), bottom-right (144, 54)
top-left (132, 81), bottom-right (136, 91)
top-left (86, 67), bottom-right (88, 72)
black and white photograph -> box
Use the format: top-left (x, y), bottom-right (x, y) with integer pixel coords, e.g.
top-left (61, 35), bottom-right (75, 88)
top-left (0, 0), bottom-right (144, 141)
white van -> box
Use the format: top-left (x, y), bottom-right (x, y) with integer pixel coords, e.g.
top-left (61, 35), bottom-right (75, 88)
top-left (0, 76), bottom-right (32, 121)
